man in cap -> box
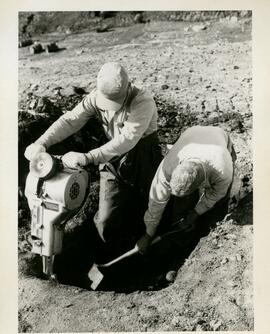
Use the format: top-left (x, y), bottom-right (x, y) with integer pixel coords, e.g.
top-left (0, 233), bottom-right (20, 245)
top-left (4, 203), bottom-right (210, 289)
top-left (136, 125), bottom-right (237, 254)
top-left (25, 62), bottom-right (162, 260)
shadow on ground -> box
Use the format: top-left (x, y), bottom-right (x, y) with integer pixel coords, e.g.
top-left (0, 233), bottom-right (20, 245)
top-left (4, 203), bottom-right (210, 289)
top-left (47, 192), bottom-right (252, 293)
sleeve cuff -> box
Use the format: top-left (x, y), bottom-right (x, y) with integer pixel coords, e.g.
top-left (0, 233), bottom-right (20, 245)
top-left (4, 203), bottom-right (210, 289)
top-left (85, 151), bottom-right (95, 165)
top-left (194, 204), bottom-right (206, 216)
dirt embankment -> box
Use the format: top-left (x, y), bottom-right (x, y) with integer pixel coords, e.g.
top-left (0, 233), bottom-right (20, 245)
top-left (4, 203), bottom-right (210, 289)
top-left (18, 14), bottom-right (253, 332)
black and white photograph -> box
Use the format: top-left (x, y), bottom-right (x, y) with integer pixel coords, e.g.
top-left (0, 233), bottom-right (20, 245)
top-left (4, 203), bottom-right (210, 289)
top-left (15, 9), bottom-right (255, 332)
top-left (4, 2), bottom-right (270, 332)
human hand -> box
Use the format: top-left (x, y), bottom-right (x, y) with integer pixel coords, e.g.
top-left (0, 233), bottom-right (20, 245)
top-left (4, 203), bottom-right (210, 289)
top-left (180, 210), bottom-right (199, 232)
top-left (24, 143), bottom-right (46, 161)
top-left (62, 152), bottom-right (89, 169)
top-left (136, 233), bottom-right (154, 254)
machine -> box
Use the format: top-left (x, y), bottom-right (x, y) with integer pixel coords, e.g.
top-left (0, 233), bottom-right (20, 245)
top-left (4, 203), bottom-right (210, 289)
top-left (25, 153), bottom-right (89, 278)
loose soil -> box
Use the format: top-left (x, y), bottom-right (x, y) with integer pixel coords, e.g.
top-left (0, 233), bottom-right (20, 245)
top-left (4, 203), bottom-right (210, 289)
top-left (18, 15), bottom-right (253, 332)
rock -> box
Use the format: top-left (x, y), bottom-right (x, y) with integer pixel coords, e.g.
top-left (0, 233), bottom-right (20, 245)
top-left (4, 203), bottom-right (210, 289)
top-left (210, 319), bottom-right (222, 331)
top-left (234, 65), bottom-right (240, 69)
top-left (241, 175), bottom-right (250, 183)
top-left (230, 16), bottom-right (238, 24)
top-left (19, 39), bottom-right (33, 48)
top-left (236, 254), bottom-right (243, 262)
top-left (221, 258), bottom-right (228, 265)
top-left (45, 42), bottom-right (59, 53)
top-left (72, 86), bottom-right (87, 95)
top-left (212, 238), bottom-right (218, 246)
top-left (228, 233), bottom-right (237, 241)
top-left (171, 315), bottom-right (181, 326)
top-left (161, 84), bottom-right (169, 90)
top-left (29, 99), bottom-right (37, 109)
top-left (134, 13), bottom-right (144, 24)
top-left (29, 43), bottom-right (43, 54)
top-left (165, 270), bottom-right (177, 282)
top-left (96, 24), bottom-right (110, 33)
top-left (18, 209), bottom-right (25, 219)
top-left (227, 280), bottom-right (237, 287)
top-left (64, 303), bottom-right (73, 308)
top-left (240, 10), bottom-right (249, 18)
top-left (195, 324), bottom-right (204, 331)
top-left (36, 97), bottom-right (53, 114)
top-left (183, 26), bottom-right (190, 32)
top-left (76, 49), bottom-right (85, 55)
top-left (192, 24), bottom-right (207, 32)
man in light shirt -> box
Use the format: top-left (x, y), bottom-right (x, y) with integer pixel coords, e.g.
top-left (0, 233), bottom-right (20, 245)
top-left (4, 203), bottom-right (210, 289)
top-left (25, 62), bottom-right (162, 259)
top-left (136, 125), bottom-right (236, 254)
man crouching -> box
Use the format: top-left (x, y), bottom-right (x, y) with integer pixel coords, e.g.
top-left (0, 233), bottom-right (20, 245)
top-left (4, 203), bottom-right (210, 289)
top-left (136, 125), bottom-right (237, 254)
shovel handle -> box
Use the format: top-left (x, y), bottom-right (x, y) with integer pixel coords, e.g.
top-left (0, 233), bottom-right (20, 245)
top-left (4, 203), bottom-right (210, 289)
top-left (101, 235), bottom-right (162, 268)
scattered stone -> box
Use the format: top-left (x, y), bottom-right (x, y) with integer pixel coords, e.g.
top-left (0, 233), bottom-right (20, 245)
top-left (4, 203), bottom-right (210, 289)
top-left (76, 49), bottom-right (85, 55)
top-left (19, 39), bottom-right (33, 48)
top-left (18, 209), bottom-right (24, 219)
top-left (36, 97), bottom-right (53, 114)
top-left (64, 303), bottom-right (73, 308)
top-left (45, 42), bottom-right (59, 53)
top-left (195, 324), bottom-right (204, 331)
top-left (29, 99), bottom-right (37, 109)
top-left (240, 10), bottom-right (249, 18)
top-left (161, 84), bottom-right (169, 90)
top-left (29, 43), bottom-right (43, 54)
top-left (72, 86), bottom-right (87, 95)
top-left (210, 319), bottom-right (222, 331)
top-left (134, 13), bottom-right (144, 24)
top-left (221, 258), bottom-right (228, 265)
top-left (236, 254), bottom-right (243, 262)
top-left (241, 175), bottom-right (250, 183)
top-left (96, 24), bottom-right (110, 33)
top-left (171, 315), bottom-right (181, 326)
top-left (165, 270), bottom-right (177, 283)
top-left (230, 16), bottom-right (238, 24)
top-left (192, 24), bottom-right (207, 32)
top-left (228, 233), bottom-right (237, 241)
top-left (212, 239), bottom-right (218, 246)
top-left (227, 280), bottom-right (237, 287)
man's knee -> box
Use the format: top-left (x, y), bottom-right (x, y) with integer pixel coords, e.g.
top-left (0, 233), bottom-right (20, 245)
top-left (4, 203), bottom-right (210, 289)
top-left (93, 208), bottom-right (123, 243)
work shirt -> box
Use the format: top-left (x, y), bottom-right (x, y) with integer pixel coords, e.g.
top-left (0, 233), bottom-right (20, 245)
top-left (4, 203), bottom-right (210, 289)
top-left (144, 126), bottom-right (234, 237)
top-left (36, 84), bottom-right (158, 165)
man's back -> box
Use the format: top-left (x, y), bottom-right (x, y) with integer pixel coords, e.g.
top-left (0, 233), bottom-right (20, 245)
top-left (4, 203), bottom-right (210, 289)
top-left (163, 126), bottom-right (231, 178)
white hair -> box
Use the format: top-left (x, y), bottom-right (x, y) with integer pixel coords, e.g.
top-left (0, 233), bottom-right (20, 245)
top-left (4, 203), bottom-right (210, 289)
top-left (170, 160), bottom-right (204, 196)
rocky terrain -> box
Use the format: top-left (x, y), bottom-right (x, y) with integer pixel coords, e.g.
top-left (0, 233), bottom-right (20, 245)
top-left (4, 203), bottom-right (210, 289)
top-left (18, 12), bottom-right (253, 332)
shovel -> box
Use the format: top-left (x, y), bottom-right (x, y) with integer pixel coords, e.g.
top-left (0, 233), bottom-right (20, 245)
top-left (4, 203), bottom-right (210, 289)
top-left (88, 224), bottom-right (187, 290)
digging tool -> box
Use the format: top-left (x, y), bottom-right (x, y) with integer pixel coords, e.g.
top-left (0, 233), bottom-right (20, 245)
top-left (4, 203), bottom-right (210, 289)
top-left (88, 226), bottom-right (186, 290)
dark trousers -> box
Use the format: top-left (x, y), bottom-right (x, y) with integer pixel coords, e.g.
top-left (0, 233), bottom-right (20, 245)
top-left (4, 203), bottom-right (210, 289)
top-left (93, 132), bottom-right (162, 259)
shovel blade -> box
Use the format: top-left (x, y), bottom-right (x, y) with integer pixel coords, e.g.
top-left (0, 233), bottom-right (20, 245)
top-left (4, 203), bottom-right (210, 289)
top-left (88, 264), bottom-right (104, 290)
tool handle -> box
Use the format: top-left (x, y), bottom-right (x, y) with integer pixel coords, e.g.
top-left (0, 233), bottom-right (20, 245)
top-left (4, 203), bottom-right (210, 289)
top-left (101, 235), bottom-right (161, 268)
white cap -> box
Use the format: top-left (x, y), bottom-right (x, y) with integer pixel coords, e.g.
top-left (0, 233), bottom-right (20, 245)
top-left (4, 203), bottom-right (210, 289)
top-left (96, 62), bottom-right (129, 111)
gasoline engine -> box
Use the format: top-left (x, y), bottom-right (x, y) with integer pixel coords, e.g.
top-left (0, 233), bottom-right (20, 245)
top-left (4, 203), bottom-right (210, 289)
top-left (25, 152), bottom-right (89, 278)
